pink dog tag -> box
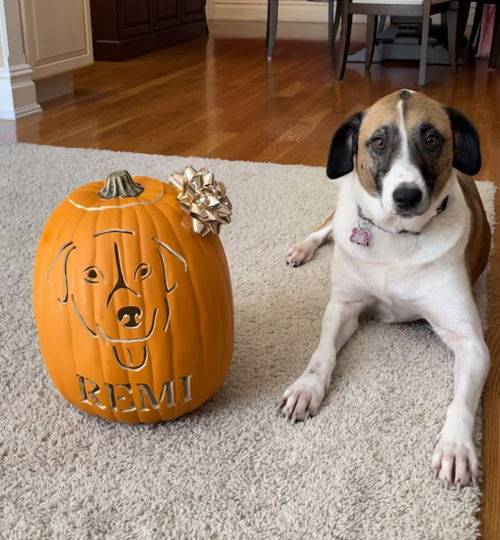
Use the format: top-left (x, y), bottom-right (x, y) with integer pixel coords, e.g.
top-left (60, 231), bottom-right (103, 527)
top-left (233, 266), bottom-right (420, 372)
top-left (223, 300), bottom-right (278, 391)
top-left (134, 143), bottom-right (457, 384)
top-left (350, 227), bottom-right (371, 246)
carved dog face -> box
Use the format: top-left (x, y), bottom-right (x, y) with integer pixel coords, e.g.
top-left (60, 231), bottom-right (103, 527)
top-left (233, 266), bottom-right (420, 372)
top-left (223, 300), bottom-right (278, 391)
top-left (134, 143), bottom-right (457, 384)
top-left (326, 90), bottom-right (481, 218)
top-left (47, 229), bottom-right (187, 370)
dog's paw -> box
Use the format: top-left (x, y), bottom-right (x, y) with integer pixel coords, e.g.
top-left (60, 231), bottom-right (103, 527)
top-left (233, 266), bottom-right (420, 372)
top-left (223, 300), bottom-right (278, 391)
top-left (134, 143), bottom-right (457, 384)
top-left (431, 436), bottom-right (478, 488)
top-left (278, 372), bottom-right (325, 424)
top-left (286, 241), bottom-right (317, 267)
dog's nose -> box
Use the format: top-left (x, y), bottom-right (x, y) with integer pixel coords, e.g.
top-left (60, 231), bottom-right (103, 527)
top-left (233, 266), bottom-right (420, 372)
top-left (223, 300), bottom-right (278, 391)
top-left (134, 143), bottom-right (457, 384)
top-left (393, 185), bottom-right (422, 211)
top-left (117, 306), bottom-right (142, 328)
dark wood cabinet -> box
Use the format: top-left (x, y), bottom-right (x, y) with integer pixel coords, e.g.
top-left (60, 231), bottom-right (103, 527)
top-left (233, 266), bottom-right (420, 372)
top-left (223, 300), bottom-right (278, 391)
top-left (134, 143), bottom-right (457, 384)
top-left (120, 0), bottom-right (154, 38)
top-left (155, 0), bottom-right (182, 30)
top-left (181, 0), bottom-right (205, 22)
top-left (90, 0), bottom-right (207, 61)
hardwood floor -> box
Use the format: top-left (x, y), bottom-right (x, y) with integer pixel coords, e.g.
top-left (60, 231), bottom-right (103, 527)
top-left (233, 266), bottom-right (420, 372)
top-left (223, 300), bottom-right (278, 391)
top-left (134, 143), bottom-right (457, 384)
top-left (4, 20), bottom-right (500, 537)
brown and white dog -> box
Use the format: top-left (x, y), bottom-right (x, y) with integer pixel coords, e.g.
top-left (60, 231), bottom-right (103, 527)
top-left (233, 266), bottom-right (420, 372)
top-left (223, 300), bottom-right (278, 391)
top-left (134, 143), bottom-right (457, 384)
top-left (280, 90), bottom-right (491, 487)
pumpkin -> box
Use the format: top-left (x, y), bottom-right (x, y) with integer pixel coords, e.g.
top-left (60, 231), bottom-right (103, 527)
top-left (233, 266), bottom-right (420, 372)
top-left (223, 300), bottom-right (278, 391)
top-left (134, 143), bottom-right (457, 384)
top-left (33, 170), bottom-right (234, 423)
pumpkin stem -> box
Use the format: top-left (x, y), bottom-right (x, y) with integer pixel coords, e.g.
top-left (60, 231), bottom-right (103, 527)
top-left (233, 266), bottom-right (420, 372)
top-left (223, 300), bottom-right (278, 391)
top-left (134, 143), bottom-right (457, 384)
top-left (99, 170), bottom-right (144, 199)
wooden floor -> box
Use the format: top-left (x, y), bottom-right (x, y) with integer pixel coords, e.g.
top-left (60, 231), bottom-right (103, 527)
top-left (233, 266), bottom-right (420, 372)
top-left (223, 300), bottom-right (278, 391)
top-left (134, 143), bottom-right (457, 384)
top-left (4, 20), bottom-right (500, 537)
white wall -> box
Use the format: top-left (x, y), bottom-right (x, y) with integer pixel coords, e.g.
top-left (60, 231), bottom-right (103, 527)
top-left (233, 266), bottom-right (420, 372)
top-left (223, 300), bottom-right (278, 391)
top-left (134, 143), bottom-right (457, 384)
top-left (0, 0), bottom-right (41, 119)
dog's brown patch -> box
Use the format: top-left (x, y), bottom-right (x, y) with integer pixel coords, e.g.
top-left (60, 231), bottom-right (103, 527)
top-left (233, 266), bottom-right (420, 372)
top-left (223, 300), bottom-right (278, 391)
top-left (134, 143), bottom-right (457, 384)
top-left (458, 174), bottom-right (491, 283)
top-left (356, 91), bottom-right (402, 195)
top-left (313, 211), bottom-right (335, 232)
top-left (404, 92), bottom-right (453, 198)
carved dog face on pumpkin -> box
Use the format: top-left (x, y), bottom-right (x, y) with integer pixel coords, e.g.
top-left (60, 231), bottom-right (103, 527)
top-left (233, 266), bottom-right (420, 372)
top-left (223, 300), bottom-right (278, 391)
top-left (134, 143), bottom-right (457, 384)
top-left (47, 228), bottom-right (187, 371)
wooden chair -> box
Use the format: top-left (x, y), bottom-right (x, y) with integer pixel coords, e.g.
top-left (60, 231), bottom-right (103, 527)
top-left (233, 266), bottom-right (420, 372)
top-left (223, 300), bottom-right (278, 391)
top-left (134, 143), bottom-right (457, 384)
top-left (470, 0), bottom-right (500, 68)
top-left (266, 0), bottom-right (343, 59)
top-left (492, 2), bottom-right (500, 68)
top-left (335, 0), bottom-right (460, 86)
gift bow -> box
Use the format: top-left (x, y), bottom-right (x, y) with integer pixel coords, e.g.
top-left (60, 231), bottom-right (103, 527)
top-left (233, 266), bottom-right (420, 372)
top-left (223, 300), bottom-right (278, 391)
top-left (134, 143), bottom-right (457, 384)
top-left (168, 166), bottom-right (232, 236)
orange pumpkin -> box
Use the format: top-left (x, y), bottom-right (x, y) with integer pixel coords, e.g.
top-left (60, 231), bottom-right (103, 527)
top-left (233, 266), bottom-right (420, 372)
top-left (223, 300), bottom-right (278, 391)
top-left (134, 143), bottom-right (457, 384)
top-left (33, 170), bottom-right (234, 423)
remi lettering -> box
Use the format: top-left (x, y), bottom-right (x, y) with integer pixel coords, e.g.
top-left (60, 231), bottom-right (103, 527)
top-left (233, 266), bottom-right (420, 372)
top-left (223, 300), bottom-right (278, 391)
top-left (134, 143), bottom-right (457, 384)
top-left (77, 374), bottom-right (193, 413)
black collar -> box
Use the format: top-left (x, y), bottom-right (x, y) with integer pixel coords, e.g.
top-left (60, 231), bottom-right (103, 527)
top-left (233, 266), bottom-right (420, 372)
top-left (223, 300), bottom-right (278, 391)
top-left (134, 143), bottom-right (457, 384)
top-left (357, 196), bottom-right (449, 235)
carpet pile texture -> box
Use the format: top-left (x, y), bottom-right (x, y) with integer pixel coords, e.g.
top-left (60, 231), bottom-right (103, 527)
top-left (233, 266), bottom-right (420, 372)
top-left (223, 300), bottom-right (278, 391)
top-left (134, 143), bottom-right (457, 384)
top-left (0, 143), bottom-right (495, 538)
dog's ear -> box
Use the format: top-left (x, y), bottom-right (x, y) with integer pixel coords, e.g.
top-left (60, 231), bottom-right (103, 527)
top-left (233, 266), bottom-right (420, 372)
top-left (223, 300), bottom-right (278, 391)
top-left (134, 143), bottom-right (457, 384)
top-left (46, 241), bottom-right (76, 304)
top-left (153, 238), bottom-right (187, 293)
top-left (444, 107), bottom-right (481, 176)
top-left (326, 112), bottom-right (364, 179)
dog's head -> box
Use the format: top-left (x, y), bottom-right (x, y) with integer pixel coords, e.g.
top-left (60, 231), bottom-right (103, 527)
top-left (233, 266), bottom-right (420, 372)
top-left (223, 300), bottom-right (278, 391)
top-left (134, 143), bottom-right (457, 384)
top-left (47, 229), bottom-right (187, 353)
top-left (326, 90), bottom-right (480, 218)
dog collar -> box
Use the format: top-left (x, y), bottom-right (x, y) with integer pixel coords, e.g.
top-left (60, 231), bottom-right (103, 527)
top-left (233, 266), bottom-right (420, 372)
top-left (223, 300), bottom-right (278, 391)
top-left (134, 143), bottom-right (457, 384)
top-left (350, 196), bottom-right (449, 247)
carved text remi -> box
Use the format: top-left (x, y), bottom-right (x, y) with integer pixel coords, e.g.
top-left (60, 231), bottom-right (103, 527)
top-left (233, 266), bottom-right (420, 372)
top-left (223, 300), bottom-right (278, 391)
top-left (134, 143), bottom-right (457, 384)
top-left (77, 374), bottom-right (192, 413)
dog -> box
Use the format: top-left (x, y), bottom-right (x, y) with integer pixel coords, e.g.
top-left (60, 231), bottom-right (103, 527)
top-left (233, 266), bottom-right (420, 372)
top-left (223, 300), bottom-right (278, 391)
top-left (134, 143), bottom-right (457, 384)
top-left (47, 229), bottom-right (187, 372)
top-left (280, 90), bottom-right (491, 488)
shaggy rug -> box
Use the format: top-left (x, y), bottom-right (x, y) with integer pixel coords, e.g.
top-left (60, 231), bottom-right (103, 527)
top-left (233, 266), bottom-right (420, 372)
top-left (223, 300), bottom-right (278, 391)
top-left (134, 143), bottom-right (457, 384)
top-left (0, 143), bottom-right (495, 539)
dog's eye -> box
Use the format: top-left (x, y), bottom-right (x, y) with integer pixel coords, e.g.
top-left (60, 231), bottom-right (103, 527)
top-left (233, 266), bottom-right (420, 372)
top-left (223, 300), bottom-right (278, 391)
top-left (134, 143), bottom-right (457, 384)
top-left (371, 137), bottom-right (386, 151)
top-left (84, 266), bottom-right (103, 284)
top-left (135, 263), bottom-right (152, 280)
top-left (425, 135), bottom-right (439, 148)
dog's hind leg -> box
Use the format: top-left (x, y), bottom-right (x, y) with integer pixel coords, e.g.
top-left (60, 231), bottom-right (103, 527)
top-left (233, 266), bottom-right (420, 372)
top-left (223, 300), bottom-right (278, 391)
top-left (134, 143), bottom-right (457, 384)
top-left (287, 211), bottom-right (334, 267)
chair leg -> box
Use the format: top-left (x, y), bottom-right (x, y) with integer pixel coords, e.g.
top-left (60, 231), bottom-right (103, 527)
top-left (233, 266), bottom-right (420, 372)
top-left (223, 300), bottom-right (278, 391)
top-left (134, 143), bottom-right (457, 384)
top-left (366, 15), bottom-right (378, 69)
top-left (330, 0), bottom-right (343, 47)
top-left (378, 15), bottom-right (386, 35)
top-left (267, 0), bottom-right (279, 59)
top-left (336, 10), bottom-right (352, 80)
top-left (469, 0), bottom-right (484, 55)
top-left (418, 2), bottom-right (431, 86)
top-left (203, 0), bottom-right (209, 34)
top-left (447, 7), bottom-right (458, 72)
top-left (328, 0), bottom-right (335, 47)
top-left (266, 3), bottom-right (270, 47)
top-left (489, 4), bottom-right (500, 69)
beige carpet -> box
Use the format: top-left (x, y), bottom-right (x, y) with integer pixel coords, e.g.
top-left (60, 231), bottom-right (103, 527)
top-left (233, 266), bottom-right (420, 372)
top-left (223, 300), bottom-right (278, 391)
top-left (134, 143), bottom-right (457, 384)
top-left (0, 143), bottom-right (495, 539)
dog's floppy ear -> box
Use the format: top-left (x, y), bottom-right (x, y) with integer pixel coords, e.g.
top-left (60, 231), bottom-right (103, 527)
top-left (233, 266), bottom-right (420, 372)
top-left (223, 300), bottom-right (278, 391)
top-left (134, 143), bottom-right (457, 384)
top-left (326, 112), bottom-right (364, 179)
top-left (46, 241), bottom-right (76, 304)
top-left (153, 237), bottom-right (187, 293)
top-left (444, 107), bottom-right (481, 176)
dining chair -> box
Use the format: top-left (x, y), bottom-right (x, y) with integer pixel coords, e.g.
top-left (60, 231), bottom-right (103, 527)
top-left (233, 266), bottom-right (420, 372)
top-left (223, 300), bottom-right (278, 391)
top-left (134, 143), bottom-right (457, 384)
top-left (470, 0), bottom-right (500, 68)
top-left (491, 2), bottom-right (500, 67)
top-left (335, 0), bottom-right (460, 86)
top-left (266, 0), bottom-right (342, 59)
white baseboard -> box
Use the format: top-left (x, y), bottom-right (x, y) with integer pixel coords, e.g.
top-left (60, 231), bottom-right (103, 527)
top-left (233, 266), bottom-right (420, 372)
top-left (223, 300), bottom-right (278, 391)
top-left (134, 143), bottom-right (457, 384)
top-left (0, 103), bottom-right (41, 120)
top-left (0, 63), bottom-right (41, 120)
top-left (212, 0), bottom-right (475, 25)
top-left (12, 102), bottom-right (42, 118)
top-left (214, 0), bottom-right (330, 22)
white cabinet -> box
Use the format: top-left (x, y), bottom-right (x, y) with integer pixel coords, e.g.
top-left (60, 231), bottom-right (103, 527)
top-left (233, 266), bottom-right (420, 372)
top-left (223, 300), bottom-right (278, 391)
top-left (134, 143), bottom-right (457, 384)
top-left (21, 0), bottom-right (93, 80)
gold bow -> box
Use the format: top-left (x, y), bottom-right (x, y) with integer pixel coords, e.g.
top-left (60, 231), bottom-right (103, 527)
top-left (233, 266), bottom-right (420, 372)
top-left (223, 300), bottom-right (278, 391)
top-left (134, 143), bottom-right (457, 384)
top-left (168, 166), bottom-right (232, 236)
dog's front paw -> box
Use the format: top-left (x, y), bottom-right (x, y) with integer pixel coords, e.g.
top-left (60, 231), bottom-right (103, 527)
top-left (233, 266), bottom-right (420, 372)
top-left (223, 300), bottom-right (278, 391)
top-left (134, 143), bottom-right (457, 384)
top-left (286, 241), bottom-right (317, 267)
top-left (431, 436), bottom-right (478, 487)
top-left (278, 373), bottom-right (326, 424)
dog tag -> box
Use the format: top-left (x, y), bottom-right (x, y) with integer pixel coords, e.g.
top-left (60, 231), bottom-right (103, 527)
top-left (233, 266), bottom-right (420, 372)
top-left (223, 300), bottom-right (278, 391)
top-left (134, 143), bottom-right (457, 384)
top-left (350, 227), bottom-right (371, 246)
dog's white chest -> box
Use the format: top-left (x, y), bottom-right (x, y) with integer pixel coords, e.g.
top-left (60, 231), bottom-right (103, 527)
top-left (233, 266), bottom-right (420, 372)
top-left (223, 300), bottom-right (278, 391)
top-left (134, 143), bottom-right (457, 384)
top-left (331, 256), bottom-right (426, 321)
top-left (333, 176), bottom-right (468, 261)
top-left (329, 176), bottom-right (471, 322)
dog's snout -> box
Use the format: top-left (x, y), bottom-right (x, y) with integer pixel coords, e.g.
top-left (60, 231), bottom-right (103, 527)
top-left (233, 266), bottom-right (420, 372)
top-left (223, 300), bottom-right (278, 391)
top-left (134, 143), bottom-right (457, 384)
top-left (117, 306), bottom-right (142, 328)
top-left (392, 185), bottom-right (422, 212)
